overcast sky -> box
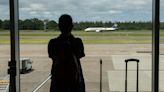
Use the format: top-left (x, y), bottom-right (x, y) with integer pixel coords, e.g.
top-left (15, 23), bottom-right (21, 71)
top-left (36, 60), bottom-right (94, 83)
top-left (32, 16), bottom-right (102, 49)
top-left (0, 0), bottom-right (164, 22)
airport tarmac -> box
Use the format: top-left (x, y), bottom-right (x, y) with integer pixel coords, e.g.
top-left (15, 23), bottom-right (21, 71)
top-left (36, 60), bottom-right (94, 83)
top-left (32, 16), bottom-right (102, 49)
top-left (1, 44), bottom-right (164, 92)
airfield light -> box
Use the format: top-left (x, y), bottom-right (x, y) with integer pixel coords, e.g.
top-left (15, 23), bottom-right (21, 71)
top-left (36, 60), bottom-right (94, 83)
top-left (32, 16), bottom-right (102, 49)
top-left (44, 19), bottom-right (49, 31)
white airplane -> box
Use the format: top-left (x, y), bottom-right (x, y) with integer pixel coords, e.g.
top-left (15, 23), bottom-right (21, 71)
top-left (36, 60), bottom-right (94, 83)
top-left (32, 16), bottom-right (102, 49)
top-left (84, 23), bottom-right (118, 32)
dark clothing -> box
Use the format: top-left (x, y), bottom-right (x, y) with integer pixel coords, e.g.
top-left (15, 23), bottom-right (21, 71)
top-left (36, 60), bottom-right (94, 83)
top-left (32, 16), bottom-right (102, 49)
top-left (48, 34), bottom-right (85, 92)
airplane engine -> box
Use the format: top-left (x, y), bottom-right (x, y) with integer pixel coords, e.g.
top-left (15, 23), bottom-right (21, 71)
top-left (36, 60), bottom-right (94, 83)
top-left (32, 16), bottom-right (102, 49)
top-left (96, 30), bottom-right (101, 32)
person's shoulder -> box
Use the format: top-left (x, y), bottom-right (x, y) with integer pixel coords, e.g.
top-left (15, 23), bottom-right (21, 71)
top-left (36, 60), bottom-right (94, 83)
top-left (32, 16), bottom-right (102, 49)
top-left (49, 38), bottom-right (54, 43)
top-left (48, 38), bottom-right (58, 45)
top-left (49, 37), bottom-right (59, 42)
top-left (74, 37), bottom-right (84, 45)
top-left (75, 37), bottom-right (82, 42)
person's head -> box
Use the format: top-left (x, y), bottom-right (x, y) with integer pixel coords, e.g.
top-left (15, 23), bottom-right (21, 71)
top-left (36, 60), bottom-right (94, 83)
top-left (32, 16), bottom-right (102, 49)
top-left (58, 14), bottom-right (73, 34)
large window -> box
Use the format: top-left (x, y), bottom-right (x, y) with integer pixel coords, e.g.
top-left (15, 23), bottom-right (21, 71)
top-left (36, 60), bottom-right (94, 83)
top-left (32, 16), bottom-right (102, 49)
top-left (1, 0), bottom-right (163, 92)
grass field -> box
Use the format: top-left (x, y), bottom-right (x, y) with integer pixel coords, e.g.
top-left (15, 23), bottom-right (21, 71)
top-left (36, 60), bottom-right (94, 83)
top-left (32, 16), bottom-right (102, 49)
top-left (0, 30), bottom-right (164, 44)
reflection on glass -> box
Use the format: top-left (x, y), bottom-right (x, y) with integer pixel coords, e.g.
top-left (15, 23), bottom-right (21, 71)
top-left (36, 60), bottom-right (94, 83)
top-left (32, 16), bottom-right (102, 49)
top-left (20, 44), bottom-right (52, 91)
top-left (0, 32), bottom-right (10, 91)
top-left (159, 0), bottom-right (164, 91)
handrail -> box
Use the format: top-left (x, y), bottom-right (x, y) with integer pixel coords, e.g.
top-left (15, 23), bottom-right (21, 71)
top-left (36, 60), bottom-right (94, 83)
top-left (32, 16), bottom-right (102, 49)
top-left (32, 74), bottom-right (51, 92)
top-left (4, 75), bottom-right (9, 92)
top-left (5, 83), bottom-right (9, 92)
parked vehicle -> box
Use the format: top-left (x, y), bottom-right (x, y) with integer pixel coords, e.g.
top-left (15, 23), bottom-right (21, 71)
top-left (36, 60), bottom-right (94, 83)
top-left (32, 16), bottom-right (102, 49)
top-left (20, 58), bottom-right (33, 74)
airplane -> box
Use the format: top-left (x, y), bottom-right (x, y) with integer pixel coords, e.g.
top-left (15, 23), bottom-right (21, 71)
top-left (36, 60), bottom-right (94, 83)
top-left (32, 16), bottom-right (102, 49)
top-left (84, 23), bottom-right (118, 32)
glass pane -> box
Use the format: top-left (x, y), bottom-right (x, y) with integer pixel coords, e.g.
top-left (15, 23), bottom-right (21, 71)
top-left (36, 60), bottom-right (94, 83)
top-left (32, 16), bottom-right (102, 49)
top-left (0, 0), bottom-right (10, 91)
top-left (0, 36), bottom-right (10, 92)
top-left (19, 0), bottom-right (51, 91)
top-left (20, 44), bottom-right (52, 92)
top-left (160, 0), bottom-right (164, 91)
top-left (18, 0), bottom-right (152, 92)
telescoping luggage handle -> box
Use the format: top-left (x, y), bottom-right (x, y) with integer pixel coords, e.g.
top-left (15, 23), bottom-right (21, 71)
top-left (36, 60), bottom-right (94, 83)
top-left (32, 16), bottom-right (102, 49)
top-left (125, 58), bottom-right (139, 92)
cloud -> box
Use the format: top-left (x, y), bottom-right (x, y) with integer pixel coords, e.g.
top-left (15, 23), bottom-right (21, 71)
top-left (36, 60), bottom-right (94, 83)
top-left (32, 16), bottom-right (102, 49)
top-left (29, 4), bottom-right (46, 11)
top-left (0, 1), bottom-right (9, 19)
top-left (0, 0), bottom-right (164, 22)
top-left (0, 0), bottom-right (9, 6)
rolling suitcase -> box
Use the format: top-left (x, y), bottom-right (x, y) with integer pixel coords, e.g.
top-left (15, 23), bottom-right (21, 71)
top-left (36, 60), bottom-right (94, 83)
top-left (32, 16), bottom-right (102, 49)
top-left (125, 59), bottom-right (139, 92)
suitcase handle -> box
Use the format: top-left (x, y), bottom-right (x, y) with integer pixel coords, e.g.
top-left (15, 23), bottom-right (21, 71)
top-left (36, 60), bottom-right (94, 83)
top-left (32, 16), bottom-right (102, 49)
top-left (125, 58), bottom-right (139, 92)
top-left (125, 58), bottom-right (139, 63)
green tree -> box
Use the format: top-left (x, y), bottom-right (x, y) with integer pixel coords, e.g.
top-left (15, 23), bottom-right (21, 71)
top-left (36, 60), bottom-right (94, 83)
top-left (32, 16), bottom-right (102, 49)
top-left (22, 19), bottom-right (33, 30)
top-left (1, 18), bottom-right (160, 30)
top-left (160, 22), bottom-right (164, 30)
top-left (47, 20), bottom-right (57, 30)
top-left (21, 18), bottom-right (44, 30)
top-left (0, 19), bottom-right (2, 29)
top-left (2, 20), bottom-right (10, 29)
top-left (19, 20), bottom-right (24, 30)
top-left (31, 18), bottom-right (44, 30)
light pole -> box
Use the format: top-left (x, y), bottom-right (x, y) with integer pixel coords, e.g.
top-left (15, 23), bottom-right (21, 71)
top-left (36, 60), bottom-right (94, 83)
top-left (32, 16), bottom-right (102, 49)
top-left (44, 19), bottom-right (48, 31)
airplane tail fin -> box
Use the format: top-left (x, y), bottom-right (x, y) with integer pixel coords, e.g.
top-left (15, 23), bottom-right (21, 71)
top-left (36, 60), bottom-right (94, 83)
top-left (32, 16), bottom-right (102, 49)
top-left (112, 23), bottom-right (118, 28)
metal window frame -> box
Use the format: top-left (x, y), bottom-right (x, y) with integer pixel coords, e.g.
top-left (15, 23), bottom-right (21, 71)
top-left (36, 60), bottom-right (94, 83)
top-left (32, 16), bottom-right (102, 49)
top-left (152, 0), bottom-right (160, 92)
top-left (9, 0), bottom-right (20, 92)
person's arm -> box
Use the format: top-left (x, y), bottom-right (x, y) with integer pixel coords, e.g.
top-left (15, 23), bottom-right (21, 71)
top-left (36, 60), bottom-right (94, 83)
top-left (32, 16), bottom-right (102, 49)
top-left (77, 38), bottom-right (85, 58)
top-left (48, 39), bottom-right (54, 59)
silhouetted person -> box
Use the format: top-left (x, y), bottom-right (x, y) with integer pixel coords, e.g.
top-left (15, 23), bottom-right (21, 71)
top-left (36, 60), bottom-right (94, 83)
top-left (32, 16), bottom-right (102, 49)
top-left (48, 14), bottom-right (85, 92)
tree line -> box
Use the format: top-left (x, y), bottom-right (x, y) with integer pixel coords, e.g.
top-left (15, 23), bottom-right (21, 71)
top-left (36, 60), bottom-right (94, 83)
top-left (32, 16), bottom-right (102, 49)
top-left (0, 18), bottom-right (164, 31)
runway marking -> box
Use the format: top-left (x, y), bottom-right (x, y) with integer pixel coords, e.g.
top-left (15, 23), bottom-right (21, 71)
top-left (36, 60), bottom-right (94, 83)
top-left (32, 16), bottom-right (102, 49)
top-left (107, 71), bottom-right (151, 91)
top-left (112, 55), bottom-right (164, 70)
top-left (0, 80), bottom-right (9, 84)
top-left (0, 75), bottom-right (9, 84)
top-left (86, 55), bottom-right (110, 57)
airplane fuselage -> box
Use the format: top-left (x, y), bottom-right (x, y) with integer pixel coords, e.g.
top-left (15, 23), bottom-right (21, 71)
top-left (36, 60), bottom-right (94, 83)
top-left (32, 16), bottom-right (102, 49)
top-left (85, 27), bottom-right (117, 32)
